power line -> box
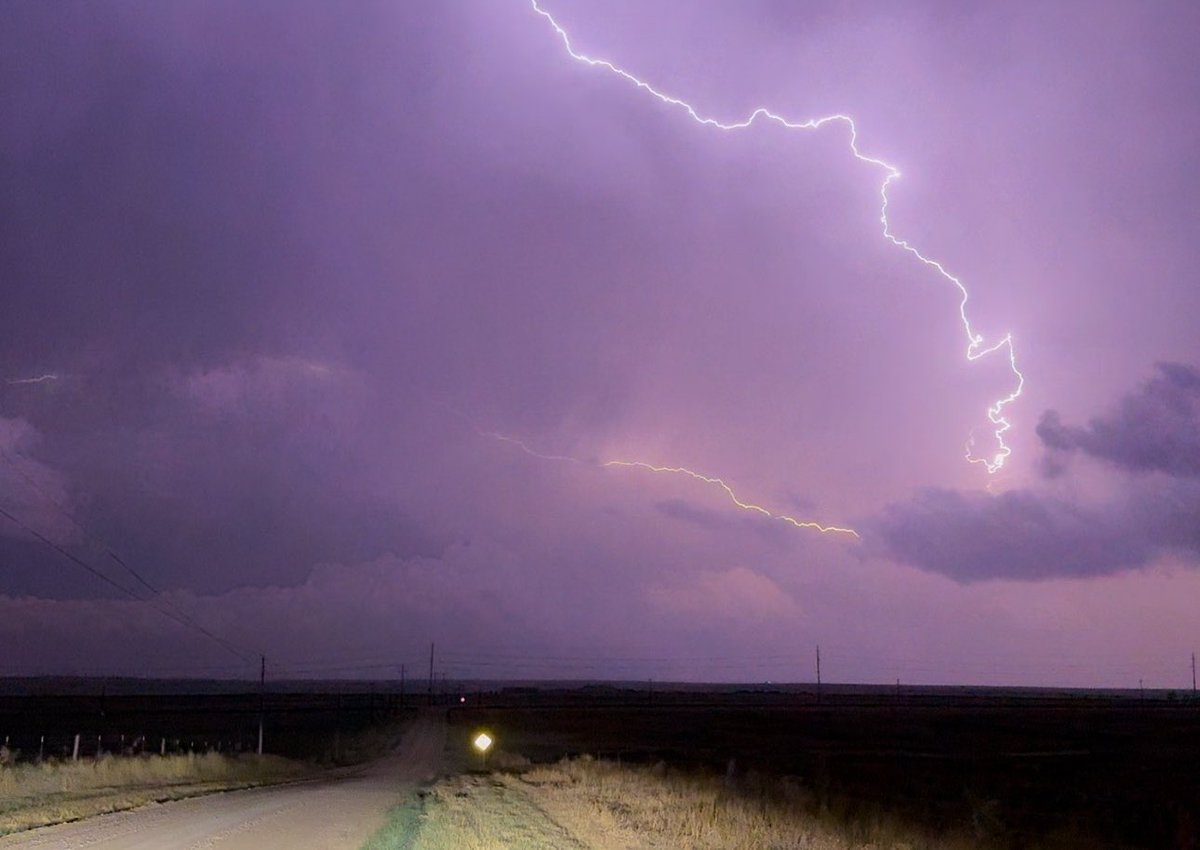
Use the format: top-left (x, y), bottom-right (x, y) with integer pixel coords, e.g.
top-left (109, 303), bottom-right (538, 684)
top-left (0, 504), bottom-right (146, 601)
top-left (1, 447), bottom-right (181, 600)
top-left (0, 446), bottom-right (254, 660)
top-left (0, 485), bottom-right (250, 662)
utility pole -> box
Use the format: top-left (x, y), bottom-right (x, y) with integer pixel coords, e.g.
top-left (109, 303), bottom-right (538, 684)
top-left (1192, 652), bottom-right (1196, 695)
top-left (400, 664), bottom-right (406, 708)
top-left (428, 643), bottom-right (435, 707)
top-left (257, 655), bottom-right (265, 755)
top-left (815, 645), bottom-right (822, 706)
top-left (334, 688), bottom-right (342, 761)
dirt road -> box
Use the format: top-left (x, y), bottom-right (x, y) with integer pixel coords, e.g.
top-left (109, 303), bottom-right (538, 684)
top-left (0, 713), bottom-right (445, 850)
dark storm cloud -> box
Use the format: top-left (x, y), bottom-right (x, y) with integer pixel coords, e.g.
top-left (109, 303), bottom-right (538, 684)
top-left (4, 0), bottom-right (1200, 684)
top-left (655, 498), bottom-right (728, 529)
top-left (871, 488), bottom-right (1149, 581)
top-left (872, 364), bottom-right (1200, 581)
top-left (1037, 362), bottom-right (1200, 478)
top-left (0, 1), bottom-right (495, 595)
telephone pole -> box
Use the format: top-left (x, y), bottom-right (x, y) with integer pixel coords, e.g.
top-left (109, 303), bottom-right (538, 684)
top-left (428, 643), bottom-right (435, 706)
top-left (257, 655), bottom-right (265, 755)
top-left (815, 645), bottom-right (822, 706)
top-left (400, 664), bottom-right (406, 708)
top-left (1191, 652), bottom-right (1196, 695)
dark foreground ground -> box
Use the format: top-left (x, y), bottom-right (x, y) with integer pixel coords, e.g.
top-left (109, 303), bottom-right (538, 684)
top-left (0, 682), bottom-right (408, 762)
top-left (451, 690), bottom-right (1200, 849)
top-left (3, 680), bottom-right (1197, 848)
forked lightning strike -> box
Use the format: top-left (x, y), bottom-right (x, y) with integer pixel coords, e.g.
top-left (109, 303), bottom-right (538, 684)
top-left (529, 1), bottom-right (1026, 473)
top-left (484, 430), bottom-right (857, 538)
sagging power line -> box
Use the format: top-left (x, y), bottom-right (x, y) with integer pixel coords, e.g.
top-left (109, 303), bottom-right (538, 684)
top-left (0, 450), bottom-right (255, 663)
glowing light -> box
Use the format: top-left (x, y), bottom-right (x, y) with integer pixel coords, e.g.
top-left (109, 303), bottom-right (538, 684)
top-left (484, 430), bottom-right (857, 538)
top-left (473, 732), bottom-right (494, 752)
top-left (527, 1), bottom-right (1025, 473)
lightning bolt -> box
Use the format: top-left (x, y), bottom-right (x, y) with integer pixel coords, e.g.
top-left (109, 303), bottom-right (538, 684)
top-left (4, 374), bottom-right (59, 386)
top-left (480, 430), bottom-right (588, 465)
top-left (603, 459), bottom-right (858, 537)
top-left (484, 429), bottom-right (857, 538)
top-left (528, 1), bottom-right (1026, 474)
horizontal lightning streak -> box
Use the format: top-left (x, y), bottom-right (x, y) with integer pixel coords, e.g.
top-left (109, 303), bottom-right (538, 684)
top-left (483, 430), bottom-right (857, 538)
top-left (4, 374), bottom-right (59, 386)
top-left (529, 1), bottom-right (1025, 473)
top-left (480, 430), bottom-right (586, 465)
top-left (603, 459), bottom-right (859, 537)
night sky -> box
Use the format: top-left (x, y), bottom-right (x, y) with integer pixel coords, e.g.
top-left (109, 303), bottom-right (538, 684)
top-left (3, 0), bottom-right (1198, 686)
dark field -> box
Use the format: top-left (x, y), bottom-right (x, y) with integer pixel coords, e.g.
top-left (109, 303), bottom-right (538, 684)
top-left (4, 680), bottom-right (1198, 847)
top-left (0, 680), bottom-right (412, 762)
top-left (450, 687), bottom-right (1200, 850)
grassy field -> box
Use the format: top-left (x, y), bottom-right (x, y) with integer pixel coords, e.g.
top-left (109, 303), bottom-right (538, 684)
top-left (443, 702), bottom-right (1199, 848)
top-left (512, 756), bottom-right (975, 850)
top-left (378, 757), bottom-right (982, 850)
top-left (0, 751), bottom-right (308, 835)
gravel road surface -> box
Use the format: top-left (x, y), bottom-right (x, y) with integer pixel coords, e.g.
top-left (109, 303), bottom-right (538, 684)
top-left (0, 713), bottom-right (445, 850)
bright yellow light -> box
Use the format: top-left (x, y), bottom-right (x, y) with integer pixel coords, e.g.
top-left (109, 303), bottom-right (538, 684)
top-left (473, 732), bottom-right (493, 753)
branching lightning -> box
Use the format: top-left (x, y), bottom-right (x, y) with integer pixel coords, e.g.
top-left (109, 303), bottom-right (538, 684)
top-left (528, 1), bottom-right (1026, 474)
top-left (483, 429), bottom-right (858, 538)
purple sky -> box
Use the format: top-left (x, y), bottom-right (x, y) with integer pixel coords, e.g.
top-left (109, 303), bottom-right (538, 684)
top-left (2, 0), bottom-right (1199, 686)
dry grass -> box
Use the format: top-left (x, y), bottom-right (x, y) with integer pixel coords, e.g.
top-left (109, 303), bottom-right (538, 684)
top-left (0, 752), bottom-right (307, 835)
top-left (508, 757), bottom-right (979, 850)
top-left (0, 751), bottom-right (299, 798)
top-left (403, 774), bottom-right (585, 850)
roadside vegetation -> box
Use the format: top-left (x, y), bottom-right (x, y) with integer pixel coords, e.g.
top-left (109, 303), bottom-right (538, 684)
top-left (510, 756), bottom-right (974, 850)
top-left (378, 756), bottom-right (954, 850)
top-left (0, 751), bottom-right (307, 835)
top-left (0, 713), bottom-right (415, 836)
top-left (382, 753), bottom-right (1109, 850)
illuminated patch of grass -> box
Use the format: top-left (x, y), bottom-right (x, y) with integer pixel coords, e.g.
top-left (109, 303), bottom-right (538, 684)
top-left (511, 756), bottom-right (981, 850)
top-left (359, 796), bottom-right (425, 850)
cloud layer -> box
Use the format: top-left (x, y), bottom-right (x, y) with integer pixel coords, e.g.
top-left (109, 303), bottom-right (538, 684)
top-left (3, 1), bottom-right (1200, 681)
top-left (873, 365), bottom-right (1200, 581)
top-left (1038, 362), bottom-right (1200, 478)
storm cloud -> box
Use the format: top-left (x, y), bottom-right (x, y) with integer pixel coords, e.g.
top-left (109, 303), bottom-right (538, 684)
top-left (3, 1), bottom-right (1200, 683)
top-left (1038, 362), bottom-right (1200, 479)
top-left (871, 482), bottom-right (1200, 582)
top-left (872, 364), bottom-right (1200, 581)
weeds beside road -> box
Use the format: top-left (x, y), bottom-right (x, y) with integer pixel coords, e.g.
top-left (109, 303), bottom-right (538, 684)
top-left (0, 713), bottom-right (442, 850)
top-left (385, 755), bottom-right (989, 850)
top-left (0, 751), bottom-right (307, 835)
